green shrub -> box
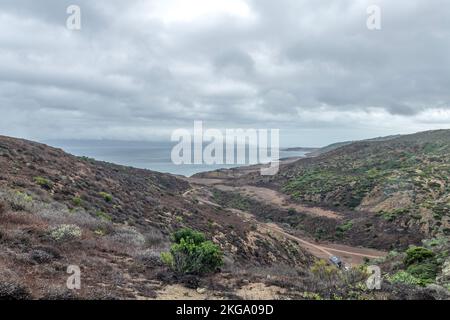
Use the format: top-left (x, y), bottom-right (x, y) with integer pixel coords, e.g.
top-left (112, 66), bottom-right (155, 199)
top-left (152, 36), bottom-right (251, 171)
top-left (161, 252), bottom-right (174, 266)
top-left (310, 259), bottom-right (338, 278)
top-left (72, 196), bottom-right (82, 207)
top-left (162, 228), bottom-right (223, 275)
top-left (422, 237), bottom-right (448, 248)
top-left (33, 176), bottom-right (53, 189)
top-left (95, 210), bottom-right (112, 221)
top-left (336, 220), bottom-right (353, 234)
top-left (388, 271), bottom-right (422, 286)
top-left (404, 246), bottom-right (435, 266)
top-left (406, 263), bottom-right (438, 285)
top-left (172, 228), bottom-right (205, 245)
top-left (402, 246), bottom-right (439, 286)
top-left (378, 208), bottom-right (408, 222)
top-left (99, 192), bottom-right (113, 202)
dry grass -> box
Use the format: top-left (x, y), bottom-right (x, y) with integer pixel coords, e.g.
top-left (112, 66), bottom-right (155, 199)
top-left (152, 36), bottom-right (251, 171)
top-left (0, 185), bottom-right (173, 299)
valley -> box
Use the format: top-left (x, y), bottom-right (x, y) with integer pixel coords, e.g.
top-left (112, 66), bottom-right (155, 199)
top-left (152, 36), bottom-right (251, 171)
top-left (0, 130), bottom-right (449, 300)
top-left (184, 177), bottom-right (385, 265)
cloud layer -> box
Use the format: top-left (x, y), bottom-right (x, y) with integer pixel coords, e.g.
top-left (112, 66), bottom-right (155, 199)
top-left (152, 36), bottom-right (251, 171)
top-left (1, 0), bottom-right (449, 145)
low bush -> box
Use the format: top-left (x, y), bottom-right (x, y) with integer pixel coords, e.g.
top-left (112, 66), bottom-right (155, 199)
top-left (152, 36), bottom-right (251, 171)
top-left (0, 281), bottom-right (31, 300)
top-left (94, 228), bottom-right (106, 236)
top-left (406, 263), bottom-right (439, 285)
top-left (72, 196), bottom-right (82, 207)
top-left (162, 228), bottom-right (223, 275)
top-left (172, 228), bottom-right (205, 245)
top-left (336, 220), bottom-right (353, 236)
top-left (309, 259), bottom-right (339, 282)
top-left (1, 191), bottom-right (36, 212)
top-left (404, 246), bottom-right (435, 266)
top-left (95, 210), bottom-right (112, 222)
top-left (33, 176), bottom-right (53, 189)
top-left (135, 249), bottom-right (164, 267)
top-left (49, 224), bottom-right (82, 242)
top-left (161, 251), bottom-right (174, 266)
top-left (30, 249), bottom-right (54, 264)
top-left (402, 246), bottom-right (439, 286)
top-left (110, 227), bottom-right (146, 248)
top-left (388, 271), bottom-right (422, 286)
top-left (99, 192), bottom-right (113, 203)
top-left (144, 228), bottom-right (166, 247)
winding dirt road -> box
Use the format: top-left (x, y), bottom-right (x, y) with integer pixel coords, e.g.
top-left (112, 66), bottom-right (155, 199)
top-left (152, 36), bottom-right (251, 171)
top-left (229, 208), bottom-right (385, 265)
top-left (188, 177), bottom-right (341, 219)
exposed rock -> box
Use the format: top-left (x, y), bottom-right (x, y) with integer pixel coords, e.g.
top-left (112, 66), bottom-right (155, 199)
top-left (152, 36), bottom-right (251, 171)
top-left (196, 287), bottom-right (207, 294)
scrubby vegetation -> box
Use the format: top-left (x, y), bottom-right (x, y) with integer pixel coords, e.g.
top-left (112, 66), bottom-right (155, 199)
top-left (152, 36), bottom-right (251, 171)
top-left (1, 135), bottom-right (322, 299)
top-left (161, 228), bottom-right (223, 275)
top-left (336, 220), bottom-right (353, 237)
top-left (33, 176), bottom-right (53, 189)
top-left (95, 210), bottom-right (112, 222)
top-left (380, 237), bottom-right (450, 290)
top-left (72, 196), bottom-right (82, 207)
top-left (280, 130), bottom-right (450, 237)
top-left (212, 190), bottom-right (250, 211)
top-left (1, 132), bottom-right (449, 299)
top-left (49, 224), bottom-right (82, 242)
top-left (99, 192), bottom-right (113, 203)
top-left (0, 184), bottom-right (173, 299)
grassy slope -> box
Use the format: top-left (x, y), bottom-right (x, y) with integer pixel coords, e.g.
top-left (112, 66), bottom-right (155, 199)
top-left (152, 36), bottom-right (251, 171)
top-left (281, 130), bottom-right (450, 237)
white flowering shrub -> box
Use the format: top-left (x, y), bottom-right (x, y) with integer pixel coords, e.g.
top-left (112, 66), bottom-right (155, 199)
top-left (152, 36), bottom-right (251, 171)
top-left (50, 224), bottom-right (82, 241)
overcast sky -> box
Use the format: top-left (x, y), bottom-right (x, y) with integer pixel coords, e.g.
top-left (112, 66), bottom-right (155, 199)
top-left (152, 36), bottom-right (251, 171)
top-left (0, 0), bottom-right (449, 146)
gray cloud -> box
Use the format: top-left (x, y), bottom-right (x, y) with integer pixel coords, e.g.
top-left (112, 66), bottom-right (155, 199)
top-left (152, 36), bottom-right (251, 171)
top-left (0, 0), bottom-right (449, 145)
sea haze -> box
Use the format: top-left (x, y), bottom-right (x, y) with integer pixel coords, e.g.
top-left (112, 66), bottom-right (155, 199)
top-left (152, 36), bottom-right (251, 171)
top-left (44, 140), bottom-right (309, 177)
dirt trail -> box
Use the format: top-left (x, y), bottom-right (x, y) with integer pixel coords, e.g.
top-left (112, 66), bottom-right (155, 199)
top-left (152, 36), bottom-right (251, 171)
top-left (265, 223), bottom-right (385, 264)
top-left (217, 184), bottom-right (341, 220)
top-left (185, 177), bottom-right (386, 265)
top-left (230, 208), bottom-right (385, 265)
top-left (187, 177), bottom-right (341, 219)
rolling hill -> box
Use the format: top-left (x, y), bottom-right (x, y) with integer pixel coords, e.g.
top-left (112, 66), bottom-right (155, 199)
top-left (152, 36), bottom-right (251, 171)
top-left (0, 133), bottom-right (448, 300)
top-left (0, 135), bottom-right (313, 299)
top-left (270, 130), bottom-right (450, 238)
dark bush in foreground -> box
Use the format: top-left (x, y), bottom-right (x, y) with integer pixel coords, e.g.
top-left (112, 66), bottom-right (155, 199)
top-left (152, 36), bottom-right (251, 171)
top-left (0, 282), bottom-right (31, 300)
top-left (161, 228), bottom-right (223, 275)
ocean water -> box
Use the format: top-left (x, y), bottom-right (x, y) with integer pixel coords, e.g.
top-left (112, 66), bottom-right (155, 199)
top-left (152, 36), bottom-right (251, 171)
top-left (46, 140), bottom-right (308, 177)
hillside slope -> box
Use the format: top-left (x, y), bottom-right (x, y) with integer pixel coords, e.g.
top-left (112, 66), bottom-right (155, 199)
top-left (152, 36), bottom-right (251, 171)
top-left (190, 130), bottom-right (450, 295)
top-left (246, 130), bottom-right (450, 238)
top-left (1, 134), bottom-right (448, 300)
top-left (0, 135), bottom-right (314, 299)
top-left (306, 134), bottom-right (402, 157)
